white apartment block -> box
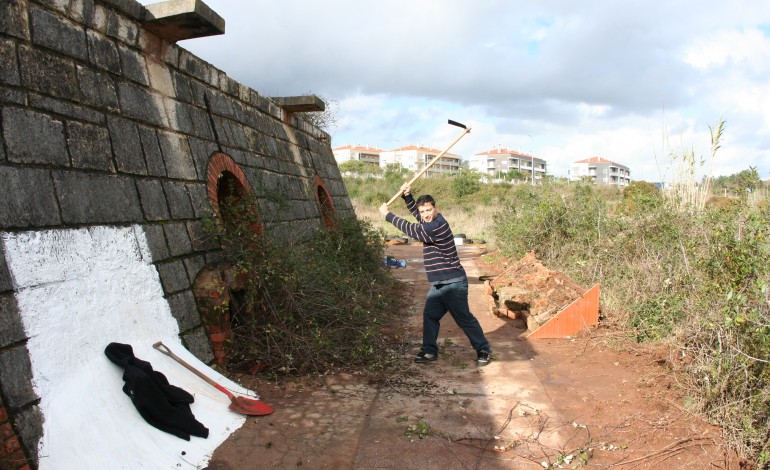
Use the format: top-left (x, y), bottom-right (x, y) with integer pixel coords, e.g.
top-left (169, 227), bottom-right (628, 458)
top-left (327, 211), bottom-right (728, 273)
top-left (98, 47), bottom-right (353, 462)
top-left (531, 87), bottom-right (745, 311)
top-left (379, 145), bottom-right (462, 176)
top-left (469, 148), bottom-right (547, 181)
top-left (570, 157), bottom-right (631, 186)
top-left (332, 145), bottom-right (382, 166)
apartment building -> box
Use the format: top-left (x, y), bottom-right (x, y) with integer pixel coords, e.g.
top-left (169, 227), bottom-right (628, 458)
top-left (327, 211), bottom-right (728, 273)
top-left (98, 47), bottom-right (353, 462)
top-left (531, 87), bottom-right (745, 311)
top-left (332, 145), bottom-right (383, 166)
top-left (570, 157), bottom-right (631, 186)
top-left (379, 145), bottom-right (463, 176)
top-left (468, 148), bottom-right (547, 181)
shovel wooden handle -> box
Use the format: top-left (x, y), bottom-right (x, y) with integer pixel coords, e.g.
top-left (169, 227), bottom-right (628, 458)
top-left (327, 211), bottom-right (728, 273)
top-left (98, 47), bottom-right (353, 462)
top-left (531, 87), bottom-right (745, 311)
top-left (386, 125), bottom-right (471, 206)
top-left (153, 341), bottom-right (273, 415)
top-left (153, 341), bottom-right (221, 391)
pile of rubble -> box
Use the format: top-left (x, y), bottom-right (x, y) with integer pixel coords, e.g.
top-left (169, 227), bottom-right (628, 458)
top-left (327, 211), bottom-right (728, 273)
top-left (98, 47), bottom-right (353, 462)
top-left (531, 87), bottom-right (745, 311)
top-left (482, 252), bottom-right (588, 332)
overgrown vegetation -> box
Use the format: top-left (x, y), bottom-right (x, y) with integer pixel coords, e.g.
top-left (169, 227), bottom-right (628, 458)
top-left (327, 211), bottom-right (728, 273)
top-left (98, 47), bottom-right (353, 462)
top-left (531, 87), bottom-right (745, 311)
top-left (209, 192), bottom-right (408, 377)
top-left (343, 121), bottom-right (770, 464)
top-left (492, 180), bottom-right (769, 463)
top-left (205, 116), bottom-right (768, 462)
top-left (489, 123), bottom-right (770, 465)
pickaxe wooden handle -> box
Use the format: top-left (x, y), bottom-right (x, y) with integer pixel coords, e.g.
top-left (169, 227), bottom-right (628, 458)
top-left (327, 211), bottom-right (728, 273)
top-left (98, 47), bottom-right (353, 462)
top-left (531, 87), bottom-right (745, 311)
top-left (386, 120), bottom-right (471, 206)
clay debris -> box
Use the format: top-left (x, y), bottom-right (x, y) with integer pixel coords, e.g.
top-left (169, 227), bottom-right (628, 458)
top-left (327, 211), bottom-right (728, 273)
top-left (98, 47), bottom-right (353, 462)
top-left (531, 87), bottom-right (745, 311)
top-left (483, 252), bottom-right (587, 331)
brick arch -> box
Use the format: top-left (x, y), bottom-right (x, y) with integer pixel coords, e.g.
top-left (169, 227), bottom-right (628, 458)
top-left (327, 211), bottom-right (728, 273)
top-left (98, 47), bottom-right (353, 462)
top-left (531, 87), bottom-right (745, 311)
top-left (313, 175), bottom-right (336, 228)
top-left (206, 153), bottom-right (263, 235)
top-left (199, 154), bottom-right (263, 365)
top-left (206, 152), bottom-right (251, 214)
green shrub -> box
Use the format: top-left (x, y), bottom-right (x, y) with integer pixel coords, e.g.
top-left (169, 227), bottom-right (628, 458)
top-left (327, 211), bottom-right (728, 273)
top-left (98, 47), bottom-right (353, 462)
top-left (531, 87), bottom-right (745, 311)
top-left (451, 169), bottom-right (481, 198)
top-left (339, 160), bottom-right (382, 175)
top-left (362, 191), bottom-right (390, 206)
top-left (383, 164), bottom-right (410, 183)
top-left (491, 180), bottom-right (770, 463)
top-left (621, 181), bottom-right (662, 213)
top-left (705, 195), bottom-right (742, 213)
top-left (698, 209), bottom-right (770, 291)
top-left (212, 193), bottom-right (408, 376)
top-left (683, 208), bottom-right (770, 460)
top-left (630, 294), bottom-right (685, 342)
top-left (494, 182), bottom-right (616, 264)
top-left (414, 177), bottom-right (453, 203)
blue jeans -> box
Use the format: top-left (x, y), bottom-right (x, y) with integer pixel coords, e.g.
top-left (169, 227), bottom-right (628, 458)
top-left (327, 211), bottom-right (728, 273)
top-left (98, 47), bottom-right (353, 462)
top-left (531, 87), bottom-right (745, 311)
top-left (422, 278), bottom-right (490, 355)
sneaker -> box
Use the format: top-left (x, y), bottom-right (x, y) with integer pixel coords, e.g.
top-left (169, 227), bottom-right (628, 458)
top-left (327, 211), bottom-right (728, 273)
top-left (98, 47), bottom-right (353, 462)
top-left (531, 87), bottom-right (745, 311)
top-left (414, 351), bottom-right (438, 363)
top-left (476, 349), bottom-right (492, 367)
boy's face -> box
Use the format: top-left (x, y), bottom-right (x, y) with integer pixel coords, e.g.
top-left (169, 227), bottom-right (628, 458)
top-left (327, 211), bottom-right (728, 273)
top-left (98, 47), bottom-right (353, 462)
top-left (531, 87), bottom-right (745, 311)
top-left (418, 202), bottom-right (439, 223)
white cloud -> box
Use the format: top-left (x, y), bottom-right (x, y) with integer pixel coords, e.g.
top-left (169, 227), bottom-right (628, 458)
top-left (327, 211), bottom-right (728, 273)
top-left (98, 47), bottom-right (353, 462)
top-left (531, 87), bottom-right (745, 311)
top-left (577, 103), bottom-right (611, 119)
top-left (139, 0), bottom-right (770, 180)
top-left (684, 28), bottom-right (770, 70)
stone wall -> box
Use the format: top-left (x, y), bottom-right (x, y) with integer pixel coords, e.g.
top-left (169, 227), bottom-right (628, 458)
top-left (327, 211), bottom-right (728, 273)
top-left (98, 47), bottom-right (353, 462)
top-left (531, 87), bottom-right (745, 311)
top-left (0, 0), bottom-right (352, 466)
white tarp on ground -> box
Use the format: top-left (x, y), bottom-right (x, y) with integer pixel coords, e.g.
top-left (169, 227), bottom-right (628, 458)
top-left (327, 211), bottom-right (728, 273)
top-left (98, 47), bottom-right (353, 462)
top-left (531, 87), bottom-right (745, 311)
top-left (1, 225), bottom-right (252, 469)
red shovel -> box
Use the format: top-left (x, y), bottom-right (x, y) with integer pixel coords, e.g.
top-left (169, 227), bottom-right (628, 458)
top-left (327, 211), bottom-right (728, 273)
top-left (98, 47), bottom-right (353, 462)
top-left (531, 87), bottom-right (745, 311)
top-left (153, 341), bottom-right (274, 416)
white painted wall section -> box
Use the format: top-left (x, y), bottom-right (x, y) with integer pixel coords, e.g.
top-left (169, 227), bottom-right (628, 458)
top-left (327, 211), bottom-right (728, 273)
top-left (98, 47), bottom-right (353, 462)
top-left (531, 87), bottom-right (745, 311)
top-left (1, 225), bottom-right (253, 469)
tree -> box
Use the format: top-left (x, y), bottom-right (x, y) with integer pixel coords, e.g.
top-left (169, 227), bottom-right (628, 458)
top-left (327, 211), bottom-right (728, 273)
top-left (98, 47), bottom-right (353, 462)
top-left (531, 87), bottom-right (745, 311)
top-left (339, 160), bottom-right (382, 175)
top-left (711, 167), bottom-right (763, 196)
top-left (298, 91), bottom-right (339, 132)
top-left (735, 167), bottom-right (761, 194)
top-left (506, 169), bottom-right (527, 182)
top-left (383, 163), bottom-right (411, 182)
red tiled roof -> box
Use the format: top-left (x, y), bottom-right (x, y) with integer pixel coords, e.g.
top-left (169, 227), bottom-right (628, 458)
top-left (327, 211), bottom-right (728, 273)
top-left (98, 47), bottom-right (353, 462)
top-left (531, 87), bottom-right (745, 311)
top-left (575, 156), bottom-right (613, 164)
top-left (389, 145), bottom-right (443, 152)
top-left (333, 145), bottom-right (383, 152)
top-left (474, 148), bottom-right (536, 158)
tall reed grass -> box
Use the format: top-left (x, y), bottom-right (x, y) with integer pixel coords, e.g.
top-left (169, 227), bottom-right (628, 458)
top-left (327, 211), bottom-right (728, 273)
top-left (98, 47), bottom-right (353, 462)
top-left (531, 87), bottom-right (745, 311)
top-left (662, 118), bottom-right (724, 214)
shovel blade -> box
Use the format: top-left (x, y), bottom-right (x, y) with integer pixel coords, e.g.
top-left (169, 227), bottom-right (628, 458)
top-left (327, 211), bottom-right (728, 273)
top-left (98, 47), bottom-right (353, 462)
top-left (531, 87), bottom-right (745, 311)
top-left (229, 396), bottom-right (274, 416)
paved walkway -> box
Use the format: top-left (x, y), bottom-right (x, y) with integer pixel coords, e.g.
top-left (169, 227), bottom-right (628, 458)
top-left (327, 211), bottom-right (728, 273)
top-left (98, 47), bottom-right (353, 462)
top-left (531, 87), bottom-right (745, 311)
top-left (207, 245), bottom-right (573, 469)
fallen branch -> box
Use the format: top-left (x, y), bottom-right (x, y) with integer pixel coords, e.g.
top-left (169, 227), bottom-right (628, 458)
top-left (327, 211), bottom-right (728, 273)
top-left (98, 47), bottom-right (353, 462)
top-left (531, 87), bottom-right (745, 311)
top-left (611, 437), bottom-right (717, 467)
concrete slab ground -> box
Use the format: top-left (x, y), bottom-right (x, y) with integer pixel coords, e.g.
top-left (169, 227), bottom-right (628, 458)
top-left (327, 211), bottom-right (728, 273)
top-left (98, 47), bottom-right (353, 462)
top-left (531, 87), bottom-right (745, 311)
top-left (207, 244), bottom-right (575, 469)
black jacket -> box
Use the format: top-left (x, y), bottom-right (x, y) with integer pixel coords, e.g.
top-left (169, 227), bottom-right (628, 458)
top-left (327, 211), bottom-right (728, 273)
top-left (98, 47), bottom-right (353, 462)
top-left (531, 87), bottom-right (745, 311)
top-left (105, 342), bottom-right (209, 440)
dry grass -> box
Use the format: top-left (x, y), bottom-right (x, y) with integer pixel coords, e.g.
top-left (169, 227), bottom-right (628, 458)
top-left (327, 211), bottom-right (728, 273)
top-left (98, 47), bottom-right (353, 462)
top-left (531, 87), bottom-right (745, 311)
top-left (352, 200), bottom-right (500, 243)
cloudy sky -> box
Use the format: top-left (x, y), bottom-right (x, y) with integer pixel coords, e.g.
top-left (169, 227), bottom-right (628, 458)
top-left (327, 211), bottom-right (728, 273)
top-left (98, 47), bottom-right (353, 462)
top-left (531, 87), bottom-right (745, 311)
top-left (142, 0), bottom-right (770, 182)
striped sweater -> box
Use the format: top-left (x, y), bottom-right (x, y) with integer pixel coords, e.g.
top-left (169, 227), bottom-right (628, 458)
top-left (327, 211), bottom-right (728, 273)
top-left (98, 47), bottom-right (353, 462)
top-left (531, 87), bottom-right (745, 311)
top-left (385, 194), bottom-right (466, 283)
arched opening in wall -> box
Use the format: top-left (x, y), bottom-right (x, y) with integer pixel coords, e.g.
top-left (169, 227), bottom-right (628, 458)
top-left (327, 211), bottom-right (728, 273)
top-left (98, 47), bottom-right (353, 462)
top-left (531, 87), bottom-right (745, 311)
top-left (217, 172), bottom-right (249, 230)
top-left (314, 176), bottom-right (336, 228)
top-left (206, 152), bottom-right (263, 235)
top-left (199, 153), bottom-right (265, 365)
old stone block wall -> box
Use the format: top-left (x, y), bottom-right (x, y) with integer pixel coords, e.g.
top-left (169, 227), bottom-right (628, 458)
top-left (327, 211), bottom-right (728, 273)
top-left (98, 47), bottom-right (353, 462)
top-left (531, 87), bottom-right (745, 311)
top-left (0, 0), bottom-right (352, 466)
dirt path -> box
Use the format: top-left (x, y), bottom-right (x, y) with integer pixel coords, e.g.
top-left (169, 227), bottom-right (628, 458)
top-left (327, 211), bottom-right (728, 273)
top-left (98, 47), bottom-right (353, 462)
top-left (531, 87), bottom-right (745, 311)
top-left (206, 245), bottom-right (734, 469)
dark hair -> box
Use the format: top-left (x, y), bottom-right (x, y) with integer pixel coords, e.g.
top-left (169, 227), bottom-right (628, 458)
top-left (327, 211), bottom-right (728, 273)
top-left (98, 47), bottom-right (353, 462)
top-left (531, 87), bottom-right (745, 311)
top-left (415, 194), bottom-right (436, 207)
